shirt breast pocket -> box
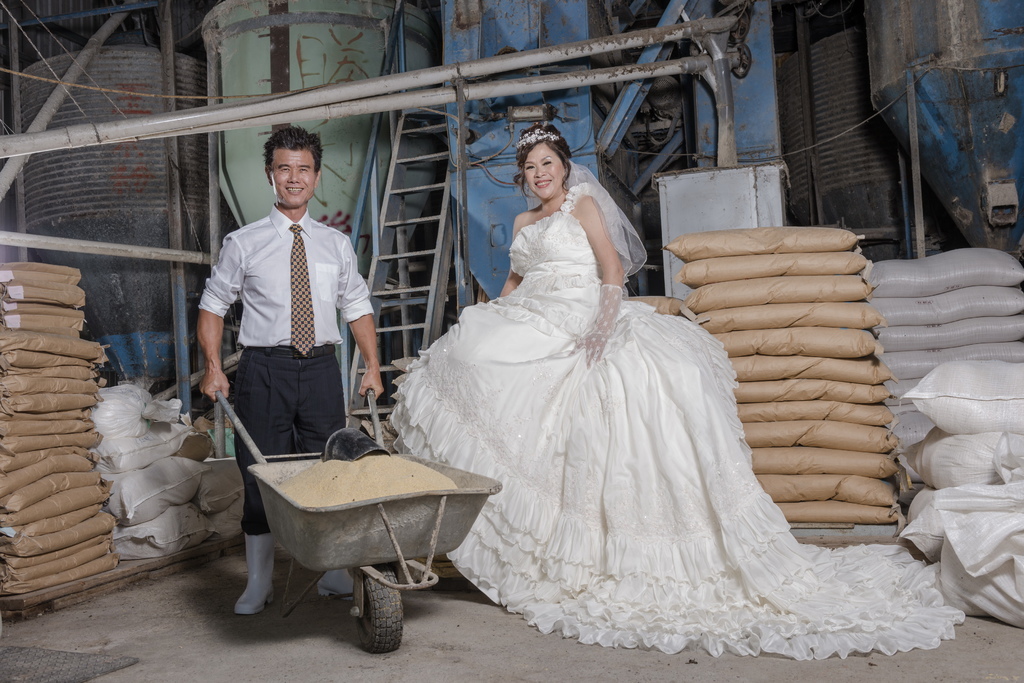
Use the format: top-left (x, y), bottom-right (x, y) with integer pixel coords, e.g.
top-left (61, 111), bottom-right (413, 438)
top-left (314, 262), bottom-right (340, 303)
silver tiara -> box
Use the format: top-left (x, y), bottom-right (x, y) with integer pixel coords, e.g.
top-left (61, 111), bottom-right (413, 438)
top-left (516, 129), bottom-right (561, 150)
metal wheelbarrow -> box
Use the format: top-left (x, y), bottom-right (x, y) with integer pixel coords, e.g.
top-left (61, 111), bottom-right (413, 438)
top-left (215, 391), bottom-right (501, 653)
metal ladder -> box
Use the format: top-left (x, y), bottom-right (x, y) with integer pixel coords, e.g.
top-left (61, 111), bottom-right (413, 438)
top-left (347, 109), bottom-right (453, 425)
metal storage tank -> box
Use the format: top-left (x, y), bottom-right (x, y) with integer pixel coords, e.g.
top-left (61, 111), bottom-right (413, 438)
top-left (865, 0), bottom-right (1024, 251)
top-left (202, 0), bottom-right (440, 269)
top-left (20, 46), bottom-right (208, 388)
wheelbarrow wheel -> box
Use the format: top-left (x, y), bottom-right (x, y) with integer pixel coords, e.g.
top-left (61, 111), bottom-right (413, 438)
top-left (356, 564), bottom-right (403, 653)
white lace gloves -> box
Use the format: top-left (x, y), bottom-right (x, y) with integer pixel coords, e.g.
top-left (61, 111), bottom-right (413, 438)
top-left (576, 284), bottom-right (622, 367)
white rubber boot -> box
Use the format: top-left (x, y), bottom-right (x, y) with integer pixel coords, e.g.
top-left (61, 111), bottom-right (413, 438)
top-left (317, 569), bottom-right (354, 597)
top-left (234, 533), bottom-right (275, 615)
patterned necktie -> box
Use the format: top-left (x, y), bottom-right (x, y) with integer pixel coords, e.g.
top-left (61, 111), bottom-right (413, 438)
top-left (289, 224), bottom-right (315, 356)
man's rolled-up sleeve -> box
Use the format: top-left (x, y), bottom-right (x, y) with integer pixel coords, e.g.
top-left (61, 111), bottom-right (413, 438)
top-left (336, 239), bottom-right (374, 323)
top-left (199, 234), bottom-right (244, 317)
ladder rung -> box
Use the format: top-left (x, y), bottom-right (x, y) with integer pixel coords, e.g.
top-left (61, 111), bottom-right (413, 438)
top-left (396, 151), bottom-right (448, 164)
top-left (401, 122), bottom-right (447, 135)
top-left (372, 285), bottom-right (433, 296)
top-left (383, 215), bottom-right (443, 227)
top-left (391, 182), bottom-right (446, 195)
top-left (378, 249), bottom-right (437, 260)
top-left (377, 323), bottom-right (428, 333)
top-left (378, 296), bottom-right (429, 308)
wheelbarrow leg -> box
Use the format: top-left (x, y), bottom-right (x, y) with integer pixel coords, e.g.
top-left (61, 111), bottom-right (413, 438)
top-left (280, 559), bottom-right (325, 618)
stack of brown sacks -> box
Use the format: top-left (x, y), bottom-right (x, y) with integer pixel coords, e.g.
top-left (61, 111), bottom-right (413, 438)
top-left (0, 262), bottom-right (116, 595)
top-left (665, 227), bottom-right (901, 526)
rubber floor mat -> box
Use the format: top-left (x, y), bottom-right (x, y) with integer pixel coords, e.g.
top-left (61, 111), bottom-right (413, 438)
top-left (0, 646), bottom-right (138, 683)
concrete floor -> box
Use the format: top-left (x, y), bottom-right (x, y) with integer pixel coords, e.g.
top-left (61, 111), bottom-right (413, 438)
top-left (1, 547), bottom-right (1021, 683)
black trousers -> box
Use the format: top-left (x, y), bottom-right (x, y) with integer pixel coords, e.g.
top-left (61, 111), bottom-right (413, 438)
top-left (233, 348), bottom-right (346, 535)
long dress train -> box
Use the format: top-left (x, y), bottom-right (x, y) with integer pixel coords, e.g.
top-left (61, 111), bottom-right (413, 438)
top-left (391, 184), bottom-right (963, 659)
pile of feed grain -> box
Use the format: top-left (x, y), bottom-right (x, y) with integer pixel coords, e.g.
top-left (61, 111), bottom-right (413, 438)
top-left (664, 227), bottom-right (900, 526)
top-left (280, 456), bottom-right (456, 508)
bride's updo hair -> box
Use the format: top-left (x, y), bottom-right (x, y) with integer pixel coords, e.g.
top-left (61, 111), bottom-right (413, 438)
top-left (513, 123), bottom-right (572, 194)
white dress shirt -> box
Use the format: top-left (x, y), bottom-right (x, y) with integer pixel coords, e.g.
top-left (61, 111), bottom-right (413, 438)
top-left (199, 207), bottom-right (373, 348)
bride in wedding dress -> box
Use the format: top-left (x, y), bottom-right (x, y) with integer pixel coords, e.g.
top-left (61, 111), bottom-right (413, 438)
top-left (390, 123), bottom-right (963, 659)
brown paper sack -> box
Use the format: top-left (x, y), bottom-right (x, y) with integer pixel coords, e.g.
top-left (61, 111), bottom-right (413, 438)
top-left (0, 329), bottom-right (105, 362)
top-left (0, 262), bottom-right (81, 285)
top-left (685, 276), bottom-right (873, 314)
top-left (776, 500), bottom-right (901, 525)
top-left (0, 431), bottom-right (101, 454)
top-left (0, 365), bottom-right (99, 381)
top-left (715, 328), bottom-right (882, 359)
top-left (0, 280), bottom-right (86, 308)
top-left (677, 252), bottom-right (868, 287)
top-left (0, 418), bottom-right (95, 438)
top-left (751, 447), bottom-right (899, 478)
top-left (735, 379), bottom-right (891, 404)
top-left (9, 504), bottom-right (104, 537)
top-left (1, 472), bottom-right (104, 512)
top-left (730, 355), bottom-right (893, 384)
top-left (756, 473), bottom-right (897, 507)
top-left (0, 481), bottom-right (112, 526)
top-left (0, 454), bottom-right (95, 498)
top-left (0, 553), bottom-right (118, 595)
top-left (742, 420), bottom-right (898, 453)
top-left (0, 446), bottom-right (95, 473)
top-left (664, 226), bottom-right (860, 261)
top-left (0, 511), bottom-right (116, 555)
top-left (737, 401), bottom-right (894, 426)
top-left (698, 302), bottom-right (886, 334)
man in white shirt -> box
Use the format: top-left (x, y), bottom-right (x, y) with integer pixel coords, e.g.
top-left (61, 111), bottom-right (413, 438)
top-left (198, 126), bottom-right (383, 615)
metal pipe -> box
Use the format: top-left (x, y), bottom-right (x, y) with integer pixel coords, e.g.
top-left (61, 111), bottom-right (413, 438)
top-left (0, 231), bottom-right (209, 263)
top-left (207, 43), bottom-right (222, 266)
top-left (6, 4), bottom-right (26, 261)
top-left (157, 57), bottom-right (717, 141)
top-left (706, 33), bottom-right (737, 167)
top-left (907, 69), bottom-right (926, 259)
top-left (160, 0), bottom-right (191, 416)
top-left (0, 11), bottom-right (129, 199)
top-left (0, 20), bottom-right (735, 159)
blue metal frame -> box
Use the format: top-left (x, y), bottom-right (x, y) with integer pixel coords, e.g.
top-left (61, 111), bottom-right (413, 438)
top-left (0, 2), bottom-right (159, 30)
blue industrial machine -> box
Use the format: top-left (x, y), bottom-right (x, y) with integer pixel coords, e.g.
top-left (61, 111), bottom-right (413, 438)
top-left (441, 0), bottom-right (776, 299)
top-left (865, 0), bottom-right (1023, 251)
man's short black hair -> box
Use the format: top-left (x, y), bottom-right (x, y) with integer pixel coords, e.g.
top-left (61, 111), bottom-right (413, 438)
top-left (263, 126), bottom-right (323, 172)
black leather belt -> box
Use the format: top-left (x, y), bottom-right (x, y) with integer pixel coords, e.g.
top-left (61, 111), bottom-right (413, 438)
top-left (247, 345), bottom-right (336, 359)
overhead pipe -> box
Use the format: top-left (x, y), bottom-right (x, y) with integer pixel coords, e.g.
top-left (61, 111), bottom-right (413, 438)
top-left (0, 10), bottom-right (129, 200)
top-left (0, 19), bottom-right (736, 158)
top-left (94, 56), bottom-right (724, 145)
top-left (0, 231), bottom-right (209, 264)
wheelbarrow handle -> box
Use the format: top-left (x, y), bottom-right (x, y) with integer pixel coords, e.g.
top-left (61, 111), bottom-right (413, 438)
top-left (214, 391), bottom-right (268, 465)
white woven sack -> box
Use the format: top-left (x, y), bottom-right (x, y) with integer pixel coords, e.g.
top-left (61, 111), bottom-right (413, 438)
top-left (892, 409), bottom-right (934, 452)
top-left (906, 360), bottom-right (1024, 434)
top-left (882, 342), bottom-right (1024, 381)
top-left (93, 422), bottom-right (193, 474)
top-left (876, 315), bottom-right (1024, 353)
top-left (871, 285), bottom-right (1024, 326)
top-left (106, 456), bottom-right (209, 526)
top-left (193, 459), bottom-right (243, 514)
top-left (91, 385), bottom-right (152, 439)
top-left (113, 503), bottom-right (213, 560)
top-left (207, 497), bottom-right (242, 540)
top-left (900, 487), bottom-right (942, 562)
top-left (936, 482), bottom-right (1024, 627)
top-left (905, 428), bottom-right (1022, 489)
top-left (869, 248), bottom-right (1024, 298)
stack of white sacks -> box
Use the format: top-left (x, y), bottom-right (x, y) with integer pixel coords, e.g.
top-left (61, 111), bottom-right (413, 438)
top-left (869, 249), bottom-right (1024, 456)
top-left (92, 385), bottom-right (243, 560)
top-left (899, 360), bottom-right (1024, 628)
top-left (665, 227), bottom-right (900, 525)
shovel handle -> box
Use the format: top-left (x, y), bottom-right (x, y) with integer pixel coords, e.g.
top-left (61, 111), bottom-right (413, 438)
top-left (215, 391), bottom-right (268, 465)
top-left (366, 389), bottom-right (384, 447)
